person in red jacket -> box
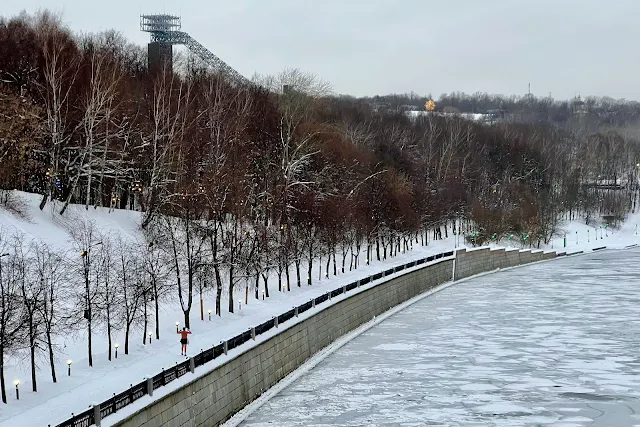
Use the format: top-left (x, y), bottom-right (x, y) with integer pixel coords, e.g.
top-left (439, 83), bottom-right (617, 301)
top-left (178, 327), bottom-right (192, 356)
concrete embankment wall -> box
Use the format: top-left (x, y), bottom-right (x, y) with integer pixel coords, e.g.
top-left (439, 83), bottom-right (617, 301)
top-left (113, 247), bottom-right (555, 427)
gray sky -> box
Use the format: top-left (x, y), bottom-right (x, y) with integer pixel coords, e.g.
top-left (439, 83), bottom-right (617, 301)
top-left (4, 0), bottom-right (639, 100)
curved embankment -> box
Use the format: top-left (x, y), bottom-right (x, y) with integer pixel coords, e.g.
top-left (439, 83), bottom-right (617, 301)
top-left (108, 247), bottom-right (559, 427)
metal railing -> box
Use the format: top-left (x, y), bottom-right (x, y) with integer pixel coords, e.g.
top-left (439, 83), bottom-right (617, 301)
top-left (54, 250), bottom-right (454, 427)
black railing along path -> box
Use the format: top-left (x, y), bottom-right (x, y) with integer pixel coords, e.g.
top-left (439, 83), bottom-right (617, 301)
top-left (54, 250), bottom-right (455, 427)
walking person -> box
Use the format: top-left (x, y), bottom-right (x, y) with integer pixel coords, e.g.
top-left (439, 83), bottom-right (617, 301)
top-left (178, 327), bottom-right (192, 356)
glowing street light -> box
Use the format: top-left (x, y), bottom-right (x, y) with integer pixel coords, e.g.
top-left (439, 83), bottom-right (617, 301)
top-left (114, 343), bottom-right (120, 359)
top-left (208, 309), bottom-right (212, 321)
top-left (13, 380), bottom-right (19, 400)
top-left (67, 360), bottom-right (72, 376)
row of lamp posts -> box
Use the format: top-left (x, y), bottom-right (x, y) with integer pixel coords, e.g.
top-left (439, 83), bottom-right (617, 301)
top-left (12, 359), bottom-right (73, 401)
top-left (562, 226), bottom-right (609, 248)
top-left (8, 221), bottom-right (632, 401)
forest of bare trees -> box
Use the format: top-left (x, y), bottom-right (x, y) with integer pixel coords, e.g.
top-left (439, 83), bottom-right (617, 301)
top-left (1, 11), bottom-right (640, 404)
top-left (368, 90), bottom-right (640, 127)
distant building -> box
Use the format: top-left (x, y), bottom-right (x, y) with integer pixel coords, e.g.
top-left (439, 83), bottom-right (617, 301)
top-left (571, 96), bottom-right (588, 115)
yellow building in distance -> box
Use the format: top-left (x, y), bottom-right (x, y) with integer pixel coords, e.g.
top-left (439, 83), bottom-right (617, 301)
top-left (425, 100), bottom-right (436, 112)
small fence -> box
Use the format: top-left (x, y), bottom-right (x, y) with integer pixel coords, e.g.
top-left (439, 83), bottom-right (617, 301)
top-left (54, 250), bottom-right (454, 427)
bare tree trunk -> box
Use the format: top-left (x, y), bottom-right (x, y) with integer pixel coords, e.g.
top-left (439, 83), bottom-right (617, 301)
top-left (107, 309), bottom-right (112, 361)
top-left (143, 292), bottom-right (148, 345)
top-left (228, 265), bottom-right (234, 314)
top-left (39, 193), bottom-right (49, 211)
top-left (153, 280), bottom-right (160, 340)
top-left (325, 256), bottom-right (330, 279)
top-left (382, 237), bottom-right (387, 259)
top-left (124, 323), bottom-right (130, 355)
top-left (254, 270), bottom-right (260, 299)
top-left (0, 348), bottom-right (6, 403)
top-left (285, 264), bottom-right (291, 292)
top-left (214, 265), bottom-right (222, 316)
top-left (86, 284), bottom-right (93, 366)
top-left (46, 330), bottom-right (57, 383)
top-left (262, 273), bottom-right (270, 297)
top-left (342, 250), bottom-right (348, 273)
top-left (200, 291), bottom-right (204, 321)
top-left (183, 309), bottom-right (190, 329)
top-left (29, 318), bottom-right (37, 392)
top-left (333, 250), bottom-right (337, 276)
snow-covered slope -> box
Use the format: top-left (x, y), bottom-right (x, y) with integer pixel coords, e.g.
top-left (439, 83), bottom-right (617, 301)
top-left (0, 190), bottom-right (637, 427)
top-left (0, 192), bottom-right (141, 249)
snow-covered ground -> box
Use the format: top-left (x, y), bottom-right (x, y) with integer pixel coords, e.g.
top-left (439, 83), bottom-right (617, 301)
top-left (237, 248), bottom-right (640, 427)
top-left (406, 110), bottom-right (493, 122)
top-left (0, 191), bottom-right (638, 426)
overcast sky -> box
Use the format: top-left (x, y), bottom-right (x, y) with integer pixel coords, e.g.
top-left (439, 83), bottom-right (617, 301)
top-left (4, 0), bottom-right (639, 100)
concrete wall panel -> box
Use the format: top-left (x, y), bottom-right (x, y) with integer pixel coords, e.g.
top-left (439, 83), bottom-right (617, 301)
top-left (112, 246), bottom-right (555, 427)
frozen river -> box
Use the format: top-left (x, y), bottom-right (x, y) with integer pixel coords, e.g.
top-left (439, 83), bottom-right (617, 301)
top-left (238, 248), bottom-right (640, 427)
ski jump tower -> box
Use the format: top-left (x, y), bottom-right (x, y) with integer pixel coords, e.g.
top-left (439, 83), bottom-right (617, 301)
top-left (140, 14), bottom-right (249, 85)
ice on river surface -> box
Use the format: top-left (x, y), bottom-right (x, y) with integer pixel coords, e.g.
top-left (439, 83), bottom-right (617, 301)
top-left (239, 249), bottom-right (640, 426)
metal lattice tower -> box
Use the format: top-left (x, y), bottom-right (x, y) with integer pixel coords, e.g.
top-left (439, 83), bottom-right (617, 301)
top-left (141, 14), bottom-right (250, 85)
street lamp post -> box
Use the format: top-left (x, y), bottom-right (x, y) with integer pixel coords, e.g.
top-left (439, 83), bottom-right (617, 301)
top-left (67, 360), bottom-right (72, 376)
top-left (13, 380), bottom-right (19, 400)
top-left (114, 343), bottom-right (119, 359)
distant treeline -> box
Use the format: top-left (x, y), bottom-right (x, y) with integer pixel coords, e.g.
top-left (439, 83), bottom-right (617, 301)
top-left (360, 91), bottom-right (640, 126)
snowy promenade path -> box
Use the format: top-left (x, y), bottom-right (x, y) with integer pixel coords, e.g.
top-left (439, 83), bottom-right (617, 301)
top-left (238, 248), bottom-right (640, 427)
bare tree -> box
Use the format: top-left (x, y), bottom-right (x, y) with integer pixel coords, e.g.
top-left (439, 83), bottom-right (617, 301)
top-left (68, 219), bottom-right (103, 367)
top-left (32, 239), bottom-right (71, 383)
top-left (222, 195), bottom-right (253, 313)
top-left (12, 233), bottom-right (42, 392)
top-left (140, 73), bottom-right (195, 228)
top-left (157, 212), bottom-right (207, 328)
top-left (97, 238), bottom-right (119, 360)
top-left (141, 238), bottom-right (171, 340)
top-left (114, 239), bottom-right (145, 355)
top-left (60, 34), bottom-right (123, 214)
top-left (34, 13), bottom-right (79, 211)
top-left (0, 228), bottom-right (22, 404)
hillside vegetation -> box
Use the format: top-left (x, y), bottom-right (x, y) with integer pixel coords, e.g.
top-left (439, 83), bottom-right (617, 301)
top-left (1, 11), bottom-right (639, 406)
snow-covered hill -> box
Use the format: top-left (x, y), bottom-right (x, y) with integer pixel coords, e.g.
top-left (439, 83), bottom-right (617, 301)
top-left (0, 190), bottom-right (637, 427)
